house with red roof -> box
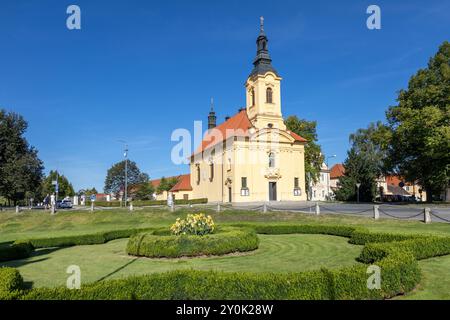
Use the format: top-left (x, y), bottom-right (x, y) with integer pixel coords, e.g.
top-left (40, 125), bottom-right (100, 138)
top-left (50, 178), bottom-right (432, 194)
top-left (149, 175), bottom-right (192, 201)
top-left (328, 163), bottom-right (426, 202)
top-left (329, 163), bottom-right (345, 194)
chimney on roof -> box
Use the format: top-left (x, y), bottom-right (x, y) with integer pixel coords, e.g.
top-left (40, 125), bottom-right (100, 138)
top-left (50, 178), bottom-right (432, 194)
top-left (225, 115), bottom-right (230, 121)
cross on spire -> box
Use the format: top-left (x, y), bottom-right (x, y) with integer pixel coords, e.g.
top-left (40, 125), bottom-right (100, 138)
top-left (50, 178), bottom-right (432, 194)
top-left (249, 16), bottom-right (279, 78)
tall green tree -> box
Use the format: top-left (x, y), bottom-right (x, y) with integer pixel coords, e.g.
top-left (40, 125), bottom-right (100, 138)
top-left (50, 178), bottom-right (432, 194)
top-left (285, 116), bottom-right (324, 196)
top-left (156, 176), bottom-right (178, 194)
top-left (77, 188), bottom-right (98, 196)
top-left (335, 122), bottom-right (390, 202)
top-left (41, 170), bottom-right (75, 198)
top-left (132, 182), bottom-right (155, 200)
top-left (0, 109), bottom-right (44, 205)
top-left (386, 41), bottom-right (450, 202)
top-left (104, 160), bottom-right (149, 197)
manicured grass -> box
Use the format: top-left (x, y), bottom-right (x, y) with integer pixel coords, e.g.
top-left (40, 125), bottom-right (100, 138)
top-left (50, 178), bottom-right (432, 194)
top-left (1, 206), bottom-right (450, 299)
top-left (1, 206), bottom-right (450, 243)
top-left (396, 255), bottom-right (450, 300)
top-left (1, 234), bottom-right (362, 288)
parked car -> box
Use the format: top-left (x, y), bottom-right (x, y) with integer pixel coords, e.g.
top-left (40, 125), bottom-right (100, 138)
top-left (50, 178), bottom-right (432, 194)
top-left (57, 199), bottom-right (73, 209)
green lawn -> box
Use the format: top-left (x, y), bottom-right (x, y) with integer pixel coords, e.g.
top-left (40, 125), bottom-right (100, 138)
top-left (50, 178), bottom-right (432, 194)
top-left (1, 234), bottom-right (362, 288)
top-left (1, 207), bottom-right (450, 242)
top-left (396, 255), bottom-right (450, 300)
top-left (1, 206), bottom-right (450, 299)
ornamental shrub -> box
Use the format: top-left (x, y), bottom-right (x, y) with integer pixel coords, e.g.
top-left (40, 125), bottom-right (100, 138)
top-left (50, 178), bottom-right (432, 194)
top-left (14, 227), bottom-right (154, 249)
top-left (170, 213), bottom-right (215, 236)
top-left (0, 267), bottom-right (23, 300)
top-left (348, 230), bottom-right (423, 245)
top-left (358, 236), bottom-right (450, 263)
top-left (0, 242), bottom-right (34, 262)
top-left (127, 227), bottom-right (259, 258)
top-left (231, 223), bottom-right (362, 238)
top-left (2, 222), bottom-right (444, 300)
top-left (85, 198), bottom-right (208, 207)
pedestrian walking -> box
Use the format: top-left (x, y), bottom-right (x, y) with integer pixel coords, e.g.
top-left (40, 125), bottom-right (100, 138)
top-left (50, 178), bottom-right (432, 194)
top-left (43, 194), bottom-right (50, 209)
top-left (50, 193), bottom-right (56, 208)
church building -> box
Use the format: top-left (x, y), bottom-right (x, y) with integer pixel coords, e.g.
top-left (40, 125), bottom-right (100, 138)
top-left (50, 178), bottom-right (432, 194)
top-left (185, 18), bottom-right (308, 203)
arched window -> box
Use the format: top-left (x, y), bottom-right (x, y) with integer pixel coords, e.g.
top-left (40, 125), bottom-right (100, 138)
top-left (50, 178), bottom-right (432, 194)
top-left (266, 87), bottom-right (273, 103)
top-left (268, 152), bottom-right (275, 168)
top-left (251, 88), bottom-right (255, 106)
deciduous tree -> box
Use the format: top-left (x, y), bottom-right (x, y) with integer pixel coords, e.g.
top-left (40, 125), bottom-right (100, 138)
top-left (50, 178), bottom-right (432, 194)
top-left (386, 41), bottom-right (450, 202)
top-left (104, 160), bottom-right (149, 198)
top-left (41, 170), bottom-right (75, 199)
top-left (285, 116), bottom-right (324, 196)
top-left (0, 110), bottom-right (44, 205)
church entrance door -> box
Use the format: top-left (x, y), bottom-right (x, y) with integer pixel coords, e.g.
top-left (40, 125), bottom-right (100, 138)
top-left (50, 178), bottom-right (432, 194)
top-left (269, 182), bottom-right (277, 201)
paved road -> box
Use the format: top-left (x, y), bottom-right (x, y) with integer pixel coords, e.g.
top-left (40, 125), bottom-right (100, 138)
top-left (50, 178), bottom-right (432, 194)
top-left (219, 201), bottom-right (450, 223)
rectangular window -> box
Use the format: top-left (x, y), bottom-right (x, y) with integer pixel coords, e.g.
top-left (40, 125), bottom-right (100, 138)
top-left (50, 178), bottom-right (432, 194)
top-left (240, 177), bottom-right (249, 196)
top-left (294, 177), bottom-right (301, 196)
top-left (241, 177), bottom-right (247, 188)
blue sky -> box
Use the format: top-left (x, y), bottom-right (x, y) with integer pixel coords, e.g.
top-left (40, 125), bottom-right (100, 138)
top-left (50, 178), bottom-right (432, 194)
top-left (1, 0), bottom-right (449, 192)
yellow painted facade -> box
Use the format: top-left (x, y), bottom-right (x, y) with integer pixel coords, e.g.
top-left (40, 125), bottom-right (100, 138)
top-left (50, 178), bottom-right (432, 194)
top-left (189, 24), bottom-right (307, 203)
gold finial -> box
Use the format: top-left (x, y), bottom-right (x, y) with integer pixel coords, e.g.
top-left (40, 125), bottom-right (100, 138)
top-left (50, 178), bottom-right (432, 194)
top-left (260, 16), bottom-right (264, 31)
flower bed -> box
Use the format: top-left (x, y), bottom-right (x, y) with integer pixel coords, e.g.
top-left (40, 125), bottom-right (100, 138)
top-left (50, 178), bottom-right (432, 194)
top-left (126, 227), bottom-right (259, 258)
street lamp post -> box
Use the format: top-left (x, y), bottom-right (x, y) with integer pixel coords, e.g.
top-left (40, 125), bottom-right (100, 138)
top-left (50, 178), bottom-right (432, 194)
top-left (118, 140), bottom-right (129, 207)
top-left (124, 144), bottom-right (128, 207)
top-left (326, 155), bottom-right (336, 201)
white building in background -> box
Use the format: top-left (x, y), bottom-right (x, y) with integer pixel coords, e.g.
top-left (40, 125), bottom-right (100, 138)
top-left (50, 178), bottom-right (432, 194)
top-left (310, 163), bottom-right (330, 201)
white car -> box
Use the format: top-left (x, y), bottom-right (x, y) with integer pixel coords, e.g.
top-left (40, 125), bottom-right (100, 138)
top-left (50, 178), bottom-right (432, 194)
top-left (57, 199), bottom-right (73, 209)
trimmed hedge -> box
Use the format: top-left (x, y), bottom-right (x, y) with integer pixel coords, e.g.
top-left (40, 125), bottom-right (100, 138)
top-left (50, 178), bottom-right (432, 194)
top-left (0, 227), bottom-right (157, 262)
top-left (0, 242), bottom-right (34, 262)
top-left (86, 198), bottom-right (208, 207)
top-left (16, 227), bottom-right (154, 249)
top-left (348, 229), bottom-right (424, 245)
top-left (17, 249), bottom-right (421, 300)
top-left (21, 269), bottom-right (331, 300)
top-left (126, 227), bottom-right (259, 258)
top-left (0, 267), bottom-right (23, 300)
top-left (359, 236), bottom-right (450, 263)
top-left (231, 223), bottom-right (361, 238)
top-left (3, 222), bottom-right (449, 300)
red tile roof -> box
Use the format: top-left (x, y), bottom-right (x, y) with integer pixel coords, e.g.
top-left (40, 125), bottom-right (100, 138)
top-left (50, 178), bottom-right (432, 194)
top-left (169, 174), bottom-right (192, 192)
top-left (193, 110), bottom-right (307, 155)
top-left (150, 176), bottom-right (179, 188)
top-left (194, 110), bottom-right (251, 155)
top-left (385, 175), bottom-right (412, 187)
top-left (286, 130), bottom-right (308, 142)
top-left (330, 163), bottom-right (345, 179)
